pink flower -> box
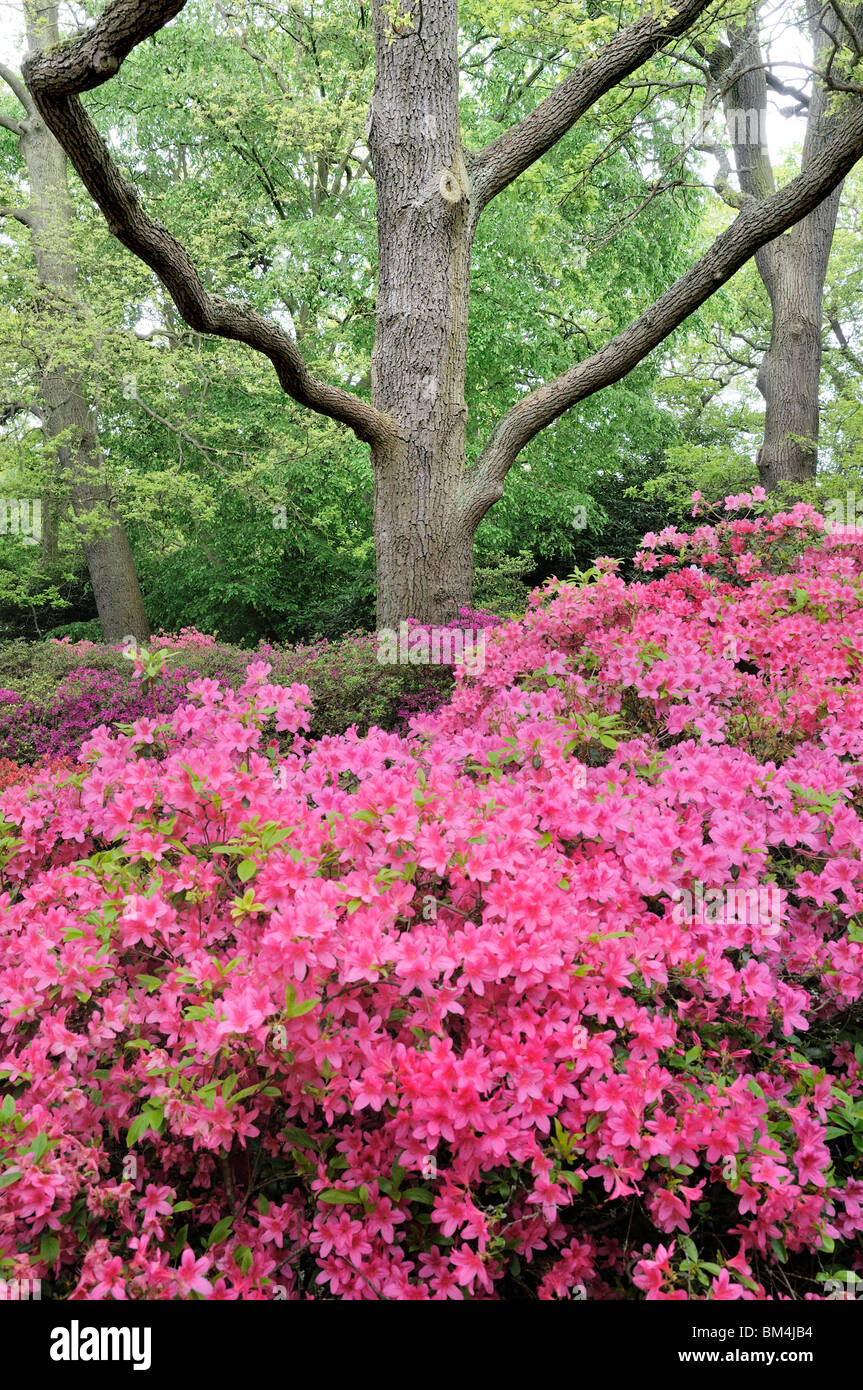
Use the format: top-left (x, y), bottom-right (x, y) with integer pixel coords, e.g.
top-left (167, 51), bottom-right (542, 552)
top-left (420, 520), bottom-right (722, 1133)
top-left (710, 1269), bottom-right (749, 1300)
top-left (175, 1249), bottom-right (213, 1297)
top-left (90, 1256), bottom-right (128, 1300)
top-left (450, 1245), bottom-right (494, 1294)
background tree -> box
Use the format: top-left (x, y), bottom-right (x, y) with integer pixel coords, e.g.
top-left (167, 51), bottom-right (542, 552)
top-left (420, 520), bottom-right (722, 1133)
top-left (642, 127), bottom-right (863, 515)
top-left (0, 1), bottom-right (149, 641)
top-left (697, 0), bottom-right (863, 490)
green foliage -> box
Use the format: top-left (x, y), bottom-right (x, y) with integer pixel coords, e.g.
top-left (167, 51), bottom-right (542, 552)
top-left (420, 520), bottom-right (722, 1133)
top-left (0, 629), bottom-right (454, 744)
top-left (473, 550), bottom-right (535, 617)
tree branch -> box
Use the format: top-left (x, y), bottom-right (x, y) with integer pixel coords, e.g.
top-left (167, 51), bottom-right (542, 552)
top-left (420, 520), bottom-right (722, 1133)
top-left (829, 315), bottom-right (863, 373)
top-left (0, 399), bottom-right (41, 425)
top-left (0, 205), bottom-right (36, 227)
top-left (765, 71), bottom-right (810, 110)
top-left (0, 61), bottom-right (35, 116)
top-left (214, 2), bottom-right (290, 95)
top-left (701, 16), bottom-right (782, 297)
top-left (693, 82), bottom-right (748, 210)
top-left (469, 0), bottom-right (719, 218)
top-left (22, 0), bottom-right (395, 449)
top-left (466, 96), bottom-right (863, 518)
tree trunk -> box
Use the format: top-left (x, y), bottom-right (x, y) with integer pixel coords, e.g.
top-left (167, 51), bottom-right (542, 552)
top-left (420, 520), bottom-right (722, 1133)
top-left (721, 5), bottom-right (851, 492)
top-left (368, 0), bottom-right (475, 627)
top-left (755, 204), bottom-right (838, 489)
top-left (754, 2), bottom-right (845, 493)
top-left (19, 1), bottom-right (149, 642)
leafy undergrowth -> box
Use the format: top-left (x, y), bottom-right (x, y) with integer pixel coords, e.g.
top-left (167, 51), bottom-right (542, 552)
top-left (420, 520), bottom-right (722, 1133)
top-left (1, 496), bottom-right (863, 1300)
top-left (0, 617), bottom-right (500, 763)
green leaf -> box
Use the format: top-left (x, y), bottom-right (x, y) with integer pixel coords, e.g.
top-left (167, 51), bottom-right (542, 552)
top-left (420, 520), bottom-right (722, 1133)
top-left (284, 982), bottom-right (319, 1018)
top-left (206, 1216), bottom-right (234, 1249)
top-left (126, 1109), bottom-right (162, 1147)
top-left (238, 859), bottom-right (257, 882)
top-left (228, 1084), bottom-right (263, 1104)
top-left (40, 1233), bottom-right (59, 1264)
top-left (291, 997), bottom-right (318, 1017)
top-left (319, 1189), bottom-right (362, 1205)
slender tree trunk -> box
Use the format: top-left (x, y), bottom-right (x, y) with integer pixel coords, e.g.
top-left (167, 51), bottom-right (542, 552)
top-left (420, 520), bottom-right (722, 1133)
top-left (720, 4), bottom-right (852, 491)
top-left (755, 205), bottom-right (838, 488)
top-left (19, 1), bottom-right (149, 642)
top-left (368, 0), bottom-right (475, 626)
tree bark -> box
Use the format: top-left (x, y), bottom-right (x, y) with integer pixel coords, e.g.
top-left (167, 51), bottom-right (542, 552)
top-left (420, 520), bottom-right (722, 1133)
top-left (716, 4), bottom-right (857, 491)
top-left (754, 222), bottom-right (837, 488)
top-left (367, 0), bottom-right (475, 624)
top-left (8, 3), bottom-right (150, 642)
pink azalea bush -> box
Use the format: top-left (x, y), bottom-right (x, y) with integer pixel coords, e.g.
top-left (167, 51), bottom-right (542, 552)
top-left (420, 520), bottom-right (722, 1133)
top-left (0, 615), bottom-right (499, 765)
top-left (0, 667), bottom-right (200, 766)
top-left (1, 499), bottom-right (863, 1300)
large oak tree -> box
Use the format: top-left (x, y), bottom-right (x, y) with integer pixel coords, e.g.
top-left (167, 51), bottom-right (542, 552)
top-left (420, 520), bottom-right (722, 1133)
top-left (22, 0), bottom-right (863, 625)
